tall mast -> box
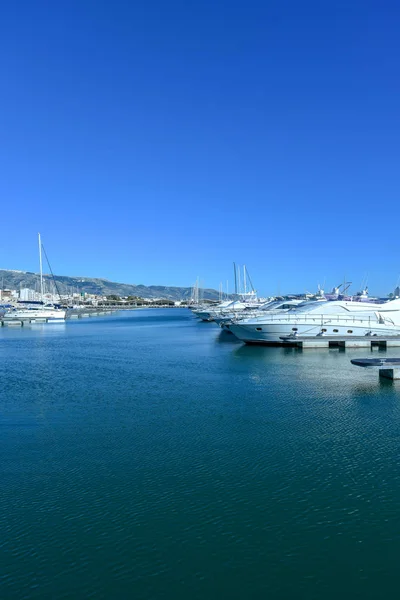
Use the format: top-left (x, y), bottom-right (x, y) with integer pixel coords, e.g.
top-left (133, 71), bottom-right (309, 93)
top-left (233, 263), bottom-right (237, 295)
top-left (38, 232), bottom-right (44, 302)
top-left (244, 265), bottom-right (247, 294)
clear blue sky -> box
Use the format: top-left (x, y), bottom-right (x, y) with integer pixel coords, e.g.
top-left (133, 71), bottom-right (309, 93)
top-left (1, 0), bottom-right (400, 296)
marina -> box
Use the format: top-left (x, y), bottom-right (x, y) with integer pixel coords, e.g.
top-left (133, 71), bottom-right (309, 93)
top-left (189, 279), bottom-right (400, 348)
top-left (3, 1), bottom-right (399, 597)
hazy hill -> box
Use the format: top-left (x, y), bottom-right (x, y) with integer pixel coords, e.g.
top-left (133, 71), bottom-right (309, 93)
top-left (0, 269), bottom-right (223, 301)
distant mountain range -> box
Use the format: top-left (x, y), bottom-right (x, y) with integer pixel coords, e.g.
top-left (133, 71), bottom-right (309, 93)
top-left (0, 269), bottom-right (224, 301)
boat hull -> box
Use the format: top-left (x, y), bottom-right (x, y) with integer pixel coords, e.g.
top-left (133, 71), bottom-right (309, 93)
top-left (4, 309), bottom-right (67, 321)
top-left (229, 321), bottom-right (400, 344)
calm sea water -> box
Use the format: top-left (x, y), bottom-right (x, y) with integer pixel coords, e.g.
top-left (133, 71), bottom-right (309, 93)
top-left (1, 309), bottom-right (400, 599)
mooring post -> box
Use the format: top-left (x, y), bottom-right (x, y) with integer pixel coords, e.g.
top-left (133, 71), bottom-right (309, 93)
top-left (379, 369), bottom-right (400, 380)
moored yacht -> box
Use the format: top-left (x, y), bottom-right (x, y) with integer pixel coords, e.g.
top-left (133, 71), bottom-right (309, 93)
top-left (216, 286), bottom-right (330, 330)
top-left (229, 297), bottom-right (400, 344)
top-left (4, 303), bottom-right (67, 322)
top-left (3, 234), bottom-right (67, 323)
top-left (192, 300), bottom-right (232, 321)
top-left (215, 298), bottom-right (304, 329)
top-left (204, 293), bottom-right (266, 322)
top-left (192, 263), bottom-right (264, 321)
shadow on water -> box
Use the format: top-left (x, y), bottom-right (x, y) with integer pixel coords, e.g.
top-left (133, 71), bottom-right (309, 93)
top-left (351, 379), bottom-right (398, 396)
top-left (232, 344), bottom-right (299, 359)
top-left (215, 330), bottom-right (242, 344)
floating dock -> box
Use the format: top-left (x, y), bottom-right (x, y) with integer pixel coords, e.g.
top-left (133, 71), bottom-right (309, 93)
top-left (281, 336), bottom-right (400, 350)
top-left (0, 309), bottom-right (117, 326)
top-left (351, 357), bottom-right (400, 380)
top-left (1, 319), bottom-right (64, 326)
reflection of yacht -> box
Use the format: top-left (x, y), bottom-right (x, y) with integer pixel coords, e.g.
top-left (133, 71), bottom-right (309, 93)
top-left (229, 297), bottom-right (400, 344)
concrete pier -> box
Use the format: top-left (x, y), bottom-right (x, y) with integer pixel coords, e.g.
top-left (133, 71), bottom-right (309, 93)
top-left (298, 340), bottom-right (330, 348)
top-left (0, 308), bottom-right (117, 327)
top-left (338, 340), bottom-right (371, 348)
top-left (281, 336), bottom-right (400, 350)
top-left (379, 368), bottom-right (400, 380)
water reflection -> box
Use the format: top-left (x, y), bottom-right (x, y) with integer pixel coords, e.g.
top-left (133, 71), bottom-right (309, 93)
top-left (228, 341), bottom-right (400, 399)
top-left (215, 330), bottom-right (241, 344)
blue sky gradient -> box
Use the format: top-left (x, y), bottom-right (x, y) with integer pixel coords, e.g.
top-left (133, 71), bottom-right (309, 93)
top-left (1, 0), bottom-right (400, 295)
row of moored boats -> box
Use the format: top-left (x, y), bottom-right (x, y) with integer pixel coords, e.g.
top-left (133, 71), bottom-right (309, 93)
top-left (190, 285), bottom-right (400, 344)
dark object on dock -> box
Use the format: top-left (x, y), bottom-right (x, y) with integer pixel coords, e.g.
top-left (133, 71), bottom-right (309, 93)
top-left (351, 357), bottom-right (400, 380)
top-left (351, 358), bottom-right (400, 367)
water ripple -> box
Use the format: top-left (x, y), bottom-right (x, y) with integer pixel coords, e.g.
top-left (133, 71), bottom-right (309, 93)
top-left (1, 310), bottom-right (400, 598)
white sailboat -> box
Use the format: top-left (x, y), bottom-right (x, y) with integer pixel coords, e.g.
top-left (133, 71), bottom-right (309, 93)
top-left (4, 234), bottom-right (67, 322)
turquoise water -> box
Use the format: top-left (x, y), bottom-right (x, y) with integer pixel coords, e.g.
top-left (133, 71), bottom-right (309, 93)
top-left (1, 309), bottom-right (400, 599)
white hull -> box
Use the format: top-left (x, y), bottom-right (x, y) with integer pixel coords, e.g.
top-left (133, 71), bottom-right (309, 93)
top-left (4, 308), bottom-right (66, 321)
top-left (228, 298), bottom-right (400, 344)
top-left (193, 311), bottom-right (215, 321)
top-left (229, 316), bottom-right (400, 344)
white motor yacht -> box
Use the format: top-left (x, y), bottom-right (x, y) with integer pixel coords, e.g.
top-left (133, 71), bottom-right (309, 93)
top-left (215, 298), bottom-right (305, 329)
top-left (192, 300), bottom-right (233, 321)
top-left (192, 264), bottom-right (263, 321)
top-left (216, 286), bottom-right (329, 330)
top-left (228, 297), bottom-right (400, 344)
top-left (198, 296), bottom-right (266, 322)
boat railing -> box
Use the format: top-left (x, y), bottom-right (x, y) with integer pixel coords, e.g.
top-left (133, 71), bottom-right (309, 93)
top-left (233, 313), bottom-right (397, 327)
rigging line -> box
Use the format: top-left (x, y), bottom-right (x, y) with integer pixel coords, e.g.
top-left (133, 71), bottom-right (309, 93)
top-left (246, 268), bottom-right (256, 293)
top-left (40, 243), bottom-right (63, 303)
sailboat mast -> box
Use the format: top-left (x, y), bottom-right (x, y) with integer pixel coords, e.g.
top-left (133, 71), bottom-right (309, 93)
top-left (244, 265), bottom-right (247, 294)
top-left (38, 232), bottom-right (44, 302)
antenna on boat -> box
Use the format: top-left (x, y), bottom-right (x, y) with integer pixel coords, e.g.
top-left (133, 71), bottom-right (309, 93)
top-left (359, 272), bottom-right (369, 292)
top-left (246, 268), bottom-right (256, 294)
top-left (342, 279), bottom-right (352, 295)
